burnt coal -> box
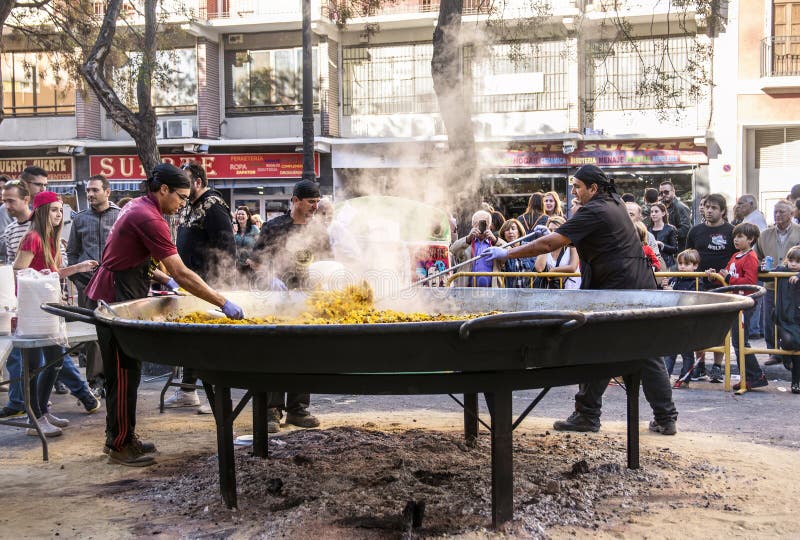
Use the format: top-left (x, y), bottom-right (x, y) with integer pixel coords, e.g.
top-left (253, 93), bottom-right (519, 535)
top-left (571, 459), bottom-right (590, 475)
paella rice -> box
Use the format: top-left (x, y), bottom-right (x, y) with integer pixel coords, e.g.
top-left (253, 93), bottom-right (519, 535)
top-left (172, 283), bottom-right (497, 325)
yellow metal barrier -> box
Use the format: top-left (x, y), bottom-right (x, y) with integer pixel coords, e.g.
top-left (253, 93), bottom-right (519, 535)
top-left (444, 270), bottom-right (739, 390)
top-left (443, 271), bottom-right (800, 394)
top-left (733, 272), bottom-right (800, 395)
top-left (445, 271), bottom-right (580, 288)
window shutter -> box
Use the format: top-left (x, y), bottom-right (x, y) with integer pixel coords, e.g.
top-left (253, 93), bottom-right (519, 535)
top-left (755, 127), bottom-right (800, 168)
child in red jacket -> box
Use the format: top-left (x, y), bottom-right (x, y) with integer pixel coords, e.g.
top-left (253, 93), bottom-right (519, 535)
top-left (634, 221), bottom-right (660, 271)
top-left (707, 222), bottom-right (766, 390)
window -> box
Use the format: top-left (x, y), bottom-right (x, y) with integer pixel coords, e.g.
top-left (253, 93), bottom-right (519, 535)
top-left (467, 41), bottom-right (568, 113)
top-left (586, 36), bottom-right (699, 111)
top-left (772, 0), bottom-right (800, 76)
top-left (113, 48), bottom-right (197, 114)
top-left (1, 51), bottom-right (75, 116)
top-left (342, 43), bottom-right (437, 116)
top-left (342, 41), bottom-right (568, 117)
top-left (227, 46), bottom-right (319, 113)
top-left (754, 127), bottom-right (800, 168)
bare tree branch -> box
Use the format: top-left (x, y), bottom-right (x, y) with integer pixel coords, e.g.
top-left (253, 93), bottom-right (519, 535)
top-left (80, 0), bottom-right (161, 173)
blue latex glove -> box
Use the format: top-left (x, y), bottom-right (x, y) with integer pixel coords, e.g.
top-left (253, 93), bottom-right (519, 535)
top-left (270, 277), bottom-right (288, 291)
top-left (221, 299), bottom-right (244, 320)
top-left (165, 278), bottom-right (180, 291)
top-left (482, 246), bottom-right (509, 263)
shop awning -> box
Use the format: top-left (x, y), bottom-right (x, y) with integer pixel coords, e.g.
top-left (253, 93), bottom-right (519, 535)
top-left (110, 181), bottom-right (144, 192)
top-left (49, 183), bottom-right (76, 195)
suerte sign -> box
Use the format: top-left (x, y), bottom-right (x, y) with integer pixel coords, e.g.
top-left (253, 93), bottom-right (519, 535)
top-left (89, 153), bottom-right (319, 181)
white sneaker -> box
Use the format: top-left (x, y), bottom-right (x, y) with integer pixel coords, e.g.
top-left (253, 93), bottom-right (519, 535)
top-left (44, 412), bottom-right (70, 428)
top-left (164, 389), bottom-right (200, 408)
top-left (197, 402), bottom-right (213, 415)
top-left (27, 416), bottom-right (63, 437)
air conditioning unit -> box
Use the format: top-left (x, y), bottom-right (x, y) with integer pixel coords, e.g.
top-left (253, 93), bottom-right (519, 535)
top-left (227, 34), bottom-right (244, 45)
top-left (162, 119), bottom-right (193, 139)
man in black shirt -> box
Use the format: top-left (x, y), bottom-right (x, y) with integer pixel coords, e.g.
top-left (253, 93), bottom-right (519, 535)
top-left (484, 164), bottom-right (678, 435)
top-left (168, 162), bottom-right (236, 412)
top-left (250, 179), bottom-right (326, 432)
top-left (685, 193), bottom-right (735, 382)
top-left (659, 181), bottom-right (692, 250)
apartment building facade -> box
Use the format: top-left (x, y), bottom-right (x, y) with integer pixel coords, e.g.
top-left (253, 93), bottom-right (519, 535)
top-left (0, 0), bottom-right (731, 221)
top-left (734, 0), bottom-right (800, 218)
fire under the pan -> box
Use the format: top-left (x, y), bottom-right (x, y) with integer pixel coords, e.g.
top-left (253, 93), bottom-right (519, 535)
top-left (171, 283), bottom-right (498, 325)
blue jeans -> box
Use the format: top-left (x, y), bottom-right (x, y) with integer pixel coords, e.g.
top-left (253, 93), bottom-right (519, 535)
top-left (3, 348), bottom-right (24, 412)
top-left (748, 284), bottom-right (764, 336)
top-left (664, 352), bottom-right (694, 380)
top-left (28, 346), bottom-right (64, 419)
top-left (57, 355), bottom-right (93, 402)
top-left (763, 290), bottom-right (776, 350)
top-left (732, 307), bottom-right (764, 382)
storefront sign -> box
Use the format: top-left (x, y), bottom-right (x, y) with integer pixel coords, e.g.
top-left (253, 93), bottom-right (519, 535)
top-left (90, 153), bottom-right (320, 181)
top-left (0, 157), bottom-right (73, 180)
top-left (486, 140), bottom-right (708, 168)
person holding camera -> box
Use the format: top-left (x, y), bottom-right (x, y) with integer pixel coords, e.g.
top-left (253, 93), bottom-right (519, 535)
top-left (449, 210), bottom-right (507, 287)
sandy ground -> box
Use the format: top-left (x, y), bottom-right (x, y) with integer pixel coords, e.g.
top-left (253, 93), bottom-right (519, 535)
top-left (0, 379), bottom-right (798, 540)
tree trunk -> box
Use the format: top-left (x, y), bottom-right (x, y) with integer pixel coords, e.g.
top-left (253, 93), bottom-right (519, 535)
top-left (432, 0), bottom-right (477, 203)
top-left (80, 0), bottom-right (161, 174)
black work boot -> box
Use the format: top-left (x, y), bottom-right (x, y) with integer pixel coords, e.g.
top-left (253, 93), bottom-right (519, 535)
top-left (267, 408), bottom-right (281, 433)
top-left (553, 411), bottom-right (600, 433)
top-left (648, 419), bottom-right (677, 436)
top-left (286, 409), bottom-right (320, 428)
top-left (107, 443), bottom-right (156, 467)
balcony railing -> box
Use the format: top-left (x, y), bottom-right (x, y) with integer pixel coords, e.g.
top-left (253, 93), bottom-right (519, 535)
top-left (761, 36), bottom-right (800, 77)
top-left (326, 0), bottom-right (579, 20)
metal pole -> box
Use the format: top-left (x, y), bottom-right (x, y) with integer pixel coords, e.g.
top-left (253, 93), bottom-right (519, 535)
top-left (301, 0), bottom-right (316, 182)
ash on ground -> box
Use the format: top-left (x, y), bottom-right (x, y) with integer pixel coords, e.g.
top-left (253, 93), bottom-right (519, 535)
top-left (119, 427), bottom-right (718, 539)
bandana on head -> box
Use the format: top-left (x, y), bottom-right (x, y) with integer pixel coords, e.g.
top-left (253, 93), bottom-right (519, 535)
top-left (148, 163), bottom-right (191, 191)
top-left (33, 190), bottom-right (59, 210)
top-left (573, 164), bottom-right (620, 202)
top-left (293, 179), bottom-right (321, 200)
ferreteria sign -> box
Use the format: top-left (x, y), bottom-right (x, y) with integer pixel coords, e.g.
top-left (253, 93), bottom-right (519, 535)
top-left (484, 140), bottom-right (709, 168)
top-left (90, 153), bottom-right (320, 181)
top-left (0, 157), bottom-right (73, 180)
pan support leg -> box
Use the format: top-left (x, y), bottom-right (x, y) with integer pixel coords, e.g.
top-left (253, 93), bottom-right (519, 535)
top-left (211, 385), bottom-right (237, 508)
top-left (252, 392), bottom-right (269, 459)
top-left (623, 371), bottom-right (641, 470)
top-left (490, 390), bottom-right (513, 528)
top-left (463, 393), bottom-right (478, 446)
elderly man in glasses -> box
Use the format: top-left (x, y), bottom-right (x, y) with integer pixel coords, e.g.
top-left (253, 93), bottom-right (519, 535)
top-left (658, 181), bottom-right (692, 251)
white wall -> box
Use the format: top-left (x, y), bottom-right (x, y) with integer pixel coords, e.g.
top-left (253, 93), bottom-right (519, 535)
top-left (341, 110), bottom-right (571, 138)
top-left (223, 114), bottom-right (322, 139)
top-left (0, 116), bottom-right (75, 141)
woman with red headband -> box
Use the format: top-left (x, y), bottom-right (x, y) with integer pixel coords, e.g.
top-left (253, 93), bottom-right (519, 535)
top-left (12, 191), bottom-right (99, 437)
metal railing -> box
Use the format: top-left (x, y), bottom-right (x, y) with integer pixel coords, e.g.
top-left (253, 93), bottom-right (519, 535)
top-left (441, 270), bottom-right (800, 393)
top-left (761, 36), bottom-right (800, 77)
top-left (734, 272), bottom-right (800, 394)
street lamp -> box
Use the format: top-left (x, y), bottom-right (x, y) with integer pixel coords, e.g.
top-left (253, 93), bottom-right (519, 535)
top-left (301, 0), bottom-right (315, 183)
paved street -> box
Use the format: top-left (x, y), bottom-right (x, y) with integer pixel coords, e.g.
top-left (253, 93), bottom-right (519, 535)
top-left (307, 360), bottom-right (800, 449)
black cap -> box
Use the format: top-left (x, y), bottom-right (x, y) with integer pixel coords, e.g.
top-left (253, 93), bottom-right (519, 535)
top-left (148, 163), bottom-right (191, 191)
top-left (293, 179), bottom-right (321, 199)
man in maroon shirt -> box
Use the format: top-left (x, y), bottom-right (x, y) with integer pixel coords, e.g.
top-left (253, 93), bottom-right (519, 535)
top-left (86, 163), bottom-right (244, 466)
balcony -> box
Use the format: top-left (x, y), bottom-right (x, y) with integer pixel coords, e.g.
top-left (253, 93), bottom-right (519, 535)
top-left (584, 0), bottom-right (699, 25)
top-left (327, 0), bottom-right (581, 21)
top-left (760, 36), bottom-right (800, 93)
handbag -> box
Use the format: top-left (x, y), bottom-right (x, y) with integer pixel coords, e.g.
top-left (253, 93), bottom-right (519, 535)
top-left (534, 248), bottom-right (567, 289)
